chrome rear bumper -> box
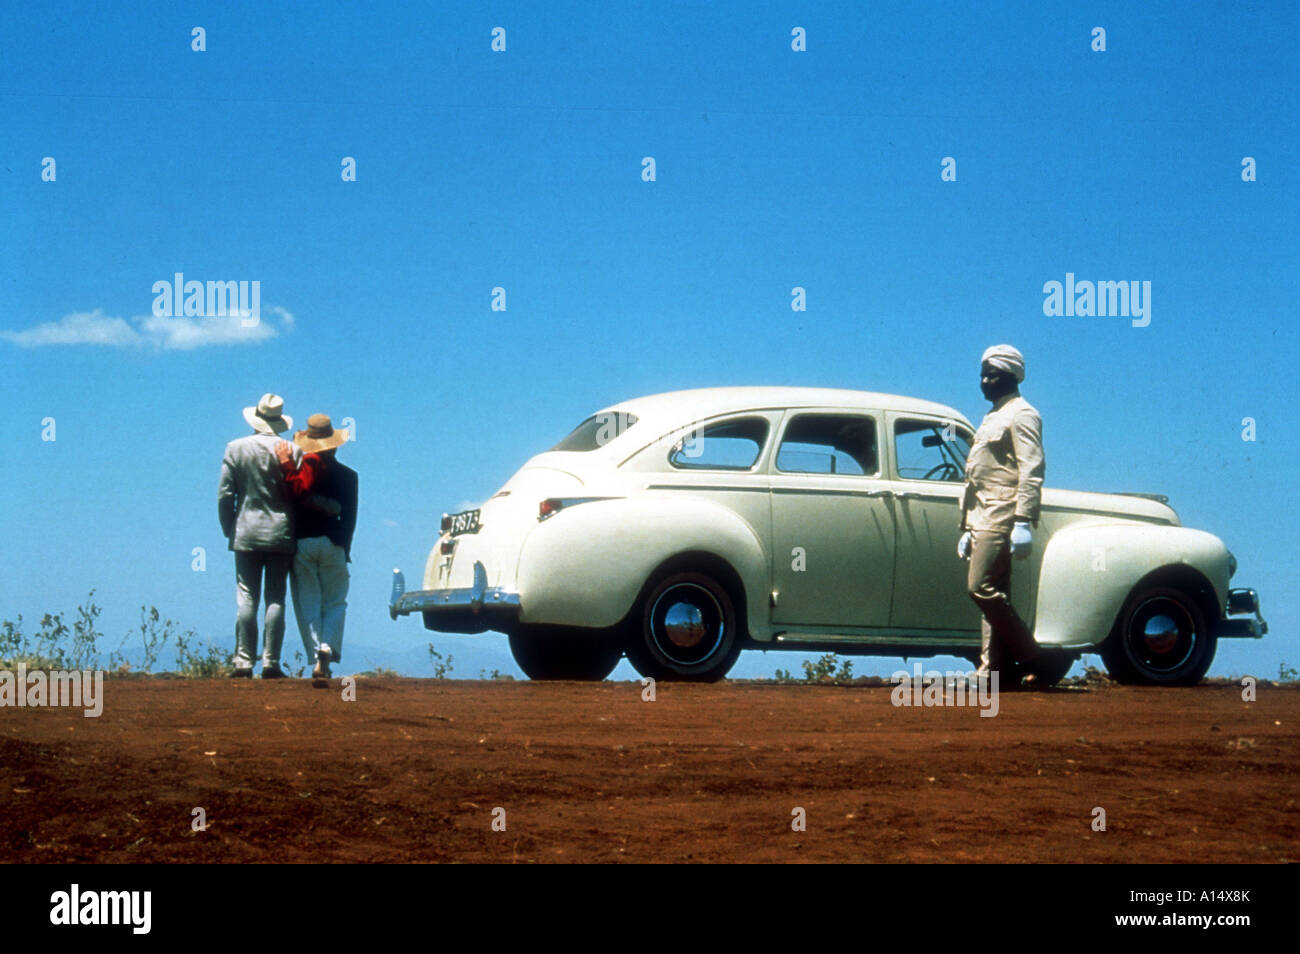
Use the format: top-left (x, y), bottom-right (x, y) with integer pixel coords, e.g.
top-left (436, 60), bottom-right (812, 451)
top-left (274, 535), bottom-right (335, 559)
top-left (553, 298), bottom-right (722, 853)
top-left (388, 563), bottom-right (521, 633)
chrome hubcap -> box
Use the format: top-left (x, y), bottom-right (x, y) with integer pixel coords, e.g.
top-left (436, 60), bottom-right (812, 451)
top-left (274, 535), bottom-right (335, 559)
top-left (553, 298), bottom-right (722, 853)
top-left (650, 583), bottom-right (725, 666)
top-left (1142, 614), bottom-right (1180, 655)
top-left (663, 602), bottom-right (707, 649)
top-left (1128, 597), bottom-right (1196, 672)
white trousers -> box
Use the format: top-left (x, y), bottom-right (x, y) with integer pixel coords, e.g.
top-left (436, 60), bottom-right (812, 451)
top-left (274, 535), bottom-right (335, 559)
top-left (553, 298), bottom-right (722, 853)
top-left (290, 536), bottom-right (350, 664)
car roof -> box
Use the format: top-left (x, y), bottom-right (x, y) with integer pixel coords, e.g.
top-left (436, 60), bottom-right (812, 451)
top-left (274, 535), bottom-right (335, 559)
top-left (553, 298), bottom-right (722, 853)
top-left (600, 386), bottom-right (968, 428)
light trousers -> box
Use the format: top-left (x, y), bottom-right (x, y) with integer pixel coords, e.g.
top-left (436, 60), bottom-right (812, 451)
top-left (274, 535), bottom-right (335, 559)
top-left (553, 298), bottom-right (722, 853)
top-left (290, 536), bottom-right (350, 664)
top-left (234, 550), bottom-right (292, 670)
top-left (966, 529), bottom-right (1037, 675)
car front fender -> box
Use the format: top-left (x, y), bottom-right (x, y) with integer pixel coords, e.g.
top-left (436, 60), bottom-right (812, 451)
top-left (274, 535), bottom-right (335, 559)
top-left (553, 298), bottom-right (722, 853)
top-left (515, 496), bottom-right (769, 630)
top-left (1032, 522), bottom-right (1230, 648)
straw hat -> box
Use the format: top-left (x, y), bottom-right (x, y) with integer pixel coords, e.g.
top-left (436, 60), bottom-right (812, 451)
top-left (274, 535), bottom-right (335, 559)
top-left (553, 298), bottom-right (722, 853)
top-left (243, 393), bottom-right (293, 434)
top-left (293, 413), bottom-right (349, 453)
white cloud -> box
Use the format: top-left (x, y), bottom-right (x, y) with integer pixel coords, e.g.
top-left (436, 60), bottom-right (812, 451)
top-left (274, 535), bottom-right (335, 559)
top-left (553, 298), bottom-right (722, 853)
top-left (0, 310), bottom-right (138, 347)
top-left (135, 312), bottom-right (278, 350)
top-left (0, 307), bottom-right (294, 350)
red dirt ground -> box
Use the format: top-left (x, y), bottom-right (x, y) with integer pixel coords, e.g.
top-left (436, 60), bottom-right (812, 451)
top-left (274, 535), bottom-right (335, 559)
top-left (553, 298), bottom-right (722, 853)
top-left (2, 678), bottom-right (1296, 863)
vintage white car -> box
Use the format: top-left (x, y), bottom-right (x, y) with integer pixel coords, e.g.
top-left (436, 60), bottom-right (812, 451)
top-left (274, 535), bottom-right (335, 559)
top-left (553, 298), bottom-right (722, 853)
top-left (389, 387), bottom-right (1265, 684)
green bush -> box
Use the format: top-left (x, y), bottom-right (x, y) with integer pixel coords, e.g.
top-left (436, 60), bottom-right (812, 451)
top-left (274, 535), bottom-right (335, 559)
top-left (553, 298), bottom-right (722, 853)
top-left (428, 643), bottom-right (454, 679)
top-left (801, 653), bottom-right (854, 684)
top-left (175, 628), bottom-right (233, 678)
top-left (1, 592), bottom-right (104, 670)
top-left (3, 594), bottom-right (231, 677)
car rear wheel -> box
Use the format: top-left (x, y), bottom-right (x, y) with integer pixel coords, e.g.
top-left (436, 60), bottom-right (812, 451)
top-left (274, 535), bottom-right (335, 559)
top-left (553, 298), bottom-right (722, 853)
top-left (626, 571), bottom-right (741, 682)
top-left (508, 626), bottom-right (623, 681)
top-left (1100, 585), bottom-right (1215, 686)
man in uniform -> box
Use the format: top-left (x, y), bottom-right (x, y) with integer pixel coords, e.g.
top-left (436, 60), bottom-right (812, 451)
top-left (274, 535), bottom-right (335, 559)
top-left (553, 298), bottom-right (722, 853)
top-left (957, 345), bottom-right (1045, 688)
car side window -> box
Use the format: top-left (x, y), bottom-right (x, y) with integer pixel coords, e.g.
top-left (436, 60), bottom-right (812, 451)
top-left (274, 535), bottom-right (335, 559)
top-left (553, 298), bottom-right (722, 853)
top-left (775, 414), bottom-right (879, 476)
top-left (894, 419), bottom-right (971, 482)
top-left (668, 417), bottom-right (770, 470)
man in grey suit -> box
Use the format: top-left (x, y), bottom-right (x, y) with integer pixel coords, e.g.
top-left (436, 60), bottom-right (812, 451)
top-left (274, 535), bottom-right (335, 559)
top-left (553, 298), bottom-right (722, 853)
top-left (218, 393), bottom-right (301, 678)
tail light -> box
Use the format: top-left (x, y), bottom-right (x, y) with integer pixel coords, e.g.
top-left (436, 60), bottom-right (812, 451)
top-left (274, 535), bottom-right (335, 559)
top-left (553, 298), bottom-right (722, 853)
top-left (539, 496), bottom-right (616, 520)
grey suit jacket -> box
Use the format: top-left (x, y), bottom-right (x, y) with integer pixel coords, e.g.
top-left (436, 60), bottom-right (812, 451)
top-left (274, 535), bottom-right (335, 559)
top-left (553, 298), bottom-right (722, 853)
top-left (218, 433), bottom-right (302, 552)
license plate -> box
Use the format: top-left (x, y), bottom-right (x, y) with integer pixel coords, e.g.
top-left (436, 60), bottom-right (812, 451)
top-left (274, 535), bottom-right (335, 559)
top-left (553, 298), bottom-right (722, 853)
top-left (448, 508), bottom-right (481, 536)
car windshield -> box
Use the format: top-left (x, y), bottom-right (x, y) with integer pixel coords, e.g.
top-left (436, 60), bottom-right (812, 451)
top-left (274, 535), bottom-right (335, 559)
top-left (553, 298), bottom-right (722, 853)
top-left (550, 411), bottom-right (639, 452)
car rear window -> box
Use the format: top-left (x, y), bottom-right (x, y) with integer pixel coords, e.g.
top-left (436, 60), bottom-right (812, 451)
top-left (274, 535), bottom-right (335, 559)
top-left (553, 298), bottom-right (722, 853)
top-left (550, 411), bottom-right (639, 452)
top-left (669, 417), bottom-right (769, 470)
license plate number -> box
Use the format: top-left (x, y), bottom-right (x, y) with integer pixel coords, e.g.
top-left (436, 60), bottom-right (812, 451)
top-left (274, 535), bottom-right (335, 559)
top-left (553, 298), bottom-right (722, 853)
top-left (448, 508), bottom-right (481, 536)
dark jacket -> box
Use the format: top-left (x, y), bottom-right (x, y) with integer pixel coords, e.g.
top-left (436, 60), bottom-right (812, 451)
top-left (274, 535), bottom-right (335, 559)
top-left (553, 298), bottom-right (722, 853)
top-left (295, 458), bottom-right (358, 561)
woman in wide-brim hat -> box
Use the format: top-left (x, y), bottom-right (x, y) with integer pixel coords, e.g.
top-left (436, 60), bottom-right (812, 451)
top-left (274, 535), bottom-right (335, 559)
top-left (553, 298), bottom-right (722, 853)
top-left (292, 413), bottom-right (349, 453)
top-left (276, 414), bottom-right (354, 687)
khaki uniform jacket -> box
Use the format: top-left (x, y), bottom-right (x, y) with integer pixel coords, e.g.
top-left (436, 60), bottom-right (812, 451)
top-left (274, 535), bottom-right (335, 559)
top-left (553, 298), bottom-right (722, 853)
top-left (218, 433), bottom-right (302, 552)
top-left (960, 393), bottom-right (1045, 533)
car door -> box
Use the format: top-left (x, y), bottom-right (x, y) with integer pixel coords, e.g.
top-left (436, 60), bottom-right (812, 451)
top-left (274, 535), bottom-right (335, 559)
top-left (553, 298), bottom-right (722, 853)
top-left (886, 413), bottom-right (982, 632)
top-left (769, 411), bottom-right (896, 628)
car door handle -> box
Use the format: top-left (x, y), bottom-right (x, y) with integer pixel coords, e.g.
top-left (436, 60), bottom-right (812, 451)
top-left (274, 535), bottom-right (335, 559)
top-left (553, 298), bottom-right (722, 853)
top-left (864, 489), bottom-right (955, 501)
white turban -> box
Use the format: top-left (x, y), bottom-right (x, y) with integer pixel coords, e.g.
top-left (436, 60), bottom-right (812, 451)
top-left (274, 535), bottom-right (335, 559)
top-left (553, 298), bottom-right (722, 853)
top-left (981, 344), bottom-right (1025, 382)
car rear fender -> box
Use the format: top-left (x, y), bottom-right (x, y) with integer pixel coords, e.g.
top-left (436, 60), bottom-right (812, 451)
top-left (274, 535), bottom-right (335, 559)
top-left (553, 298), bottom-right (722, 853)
top-left (515, 496), bottom-right (769, 630)
top-left (1032, 522), bottom-right (1230, 648)
top-left (421, 467), bottom-right (585, 593)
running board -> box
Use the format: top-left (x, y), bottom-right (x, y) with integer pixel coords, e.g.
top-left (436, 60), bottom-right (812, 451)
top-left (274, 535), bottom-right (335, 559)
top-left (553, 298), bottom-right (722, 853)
top-left (774, 631), bottom-right (981, 647)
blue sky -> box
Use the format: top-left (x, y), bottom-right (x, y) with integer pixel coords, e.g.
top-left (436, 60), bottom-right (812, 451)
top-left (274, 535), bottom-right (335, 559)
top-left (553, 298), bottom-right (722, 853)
top-left (1, 1), bottom-right (1295, 679)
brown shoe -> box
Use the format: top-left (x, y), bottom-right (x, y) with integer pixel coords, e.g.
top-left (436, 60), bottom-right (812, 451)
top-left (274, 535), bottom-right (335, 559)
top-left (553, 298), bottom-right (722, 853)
top-left (311, 647), bottom-right (332, 688)
top-left (312, 647), bottom-right (332, 679)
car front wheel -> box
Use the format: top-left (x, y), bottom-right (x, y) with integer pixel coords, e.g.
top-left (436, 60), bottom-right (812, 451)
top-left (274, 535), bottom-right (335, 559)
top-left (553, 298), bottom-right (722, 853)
top-left (508, 626), bottom-right (623, 681)
top-left (1101, 585), bottom-right (1216, 686)
top-left (1024, 650), bottom-right (1077, 687)
top-left (626, 571), bottom-right (741, 682)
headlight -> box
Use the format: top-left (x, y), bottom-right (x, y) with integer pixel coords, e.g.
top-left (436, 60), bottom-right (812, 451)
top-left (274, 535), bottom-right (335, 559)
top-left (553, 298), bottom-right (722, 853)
top-left (1227, 550), bottom-right (1238, 579)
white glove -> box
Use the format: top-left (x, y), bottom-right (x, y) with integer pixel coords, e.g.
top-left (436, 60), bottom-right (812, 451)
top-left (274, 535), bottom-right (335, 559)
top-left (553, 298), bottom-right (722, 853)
top-left (957, 531), bottom-right (972, 560)
top-left (1010, 521), bottom-right (1032, 560)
